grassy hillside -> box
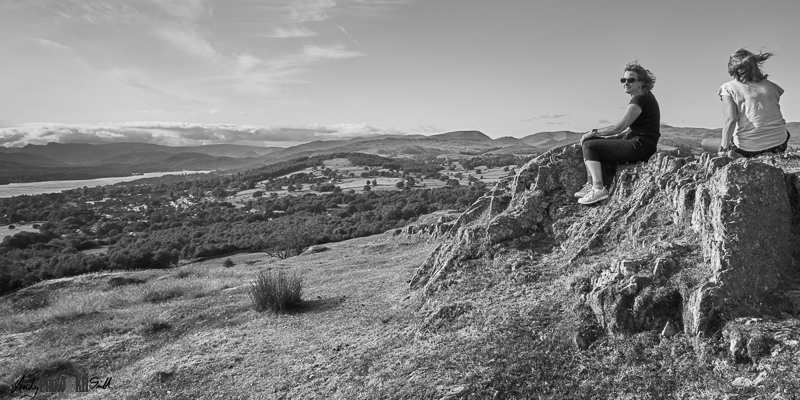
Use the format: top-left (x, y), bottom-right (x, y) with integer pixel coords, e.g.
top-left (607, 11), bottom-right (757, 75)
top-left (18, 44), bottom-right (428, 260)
top-left (2, 225), bottom-right (799, 399)
top-left (0, 234), bottom-right (437, 399)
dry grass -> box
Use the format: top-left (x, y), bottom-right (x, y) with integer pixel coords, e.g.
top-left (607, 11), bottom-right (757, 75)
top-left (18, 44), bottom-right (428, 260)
top-left (1, 231), bottom-right (798, 399)
top-left (249, 269), bottom-right (303, 313)
top-left (0, 236), bottom-right (435, 399)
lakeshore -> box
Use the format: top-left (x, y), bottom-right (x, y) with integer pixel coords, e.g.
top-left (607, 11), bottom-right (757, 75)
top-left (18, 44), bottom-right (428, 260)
top-left (0, 171), bottom-right (215, 198)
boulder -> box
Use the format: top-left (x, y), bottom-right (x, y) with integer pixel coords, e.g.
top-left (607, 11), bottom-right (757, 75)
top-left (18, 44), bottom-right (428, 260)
top-left (412, 143), bottom-right (799, 339)
top-left (410, 145), bottom-right (586, 294)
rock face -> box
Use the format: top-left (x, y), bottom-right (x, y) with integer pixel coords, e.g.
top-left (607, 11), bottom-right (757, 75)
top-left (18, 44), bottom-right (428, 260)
top-left (411, 143), bottom-right (799, 338)
top-left (410, 145), bottom-right (587, 293)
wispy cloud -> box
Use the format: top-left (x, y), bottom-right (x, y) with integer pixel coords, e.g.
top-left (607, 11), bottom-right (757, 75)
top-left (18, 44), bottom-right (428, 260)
top-left (305, 0), bottom-right (363, 47)
top-left (103, 68), bottom-right (204, 104)
top-left (268, 25), bottom-right (318, 38)
top-left (303, 45), bottom-right (363, 60)
top-left (42, 1), bottom-right (143, 25)
top-left (598, 119), bottom-right (611, 124)
top-left (287, 0), bottom-right (334, 23)
top-left (32, 37), bottom-right (73, 51)
top-left (546, 122), bottom-right (567, 125)
top-left (524, 113), bottom-right (570, 122)
top-left (345, 0), bottom-right (418, 18)
top-left (235, 52), bottom-right (262, 71)
top-left (155, 26), bottom-right (224, 63)
top-left (9, 0), bottom-right (410, 119)
top-left (0, 122), bottom-right (411, 147)
top-left (148, 0), bottom-right (209, 20)
top-left (539, 113), bottom-right (570, 119)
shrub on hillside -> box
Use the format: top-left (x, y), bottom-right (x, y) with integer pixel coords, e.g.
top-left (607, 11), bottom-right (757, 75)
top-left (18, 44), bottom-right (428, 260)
top-left (249, 270), bottom-right (303, 313)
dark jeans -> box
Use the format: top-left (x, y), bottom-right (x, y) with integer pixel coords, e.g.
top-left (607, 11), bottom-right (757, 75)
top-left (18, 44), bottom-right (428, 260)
top-left (582, 136), bottom-right (658, 163)
top-left (734, 131), bottom-right (791, 157)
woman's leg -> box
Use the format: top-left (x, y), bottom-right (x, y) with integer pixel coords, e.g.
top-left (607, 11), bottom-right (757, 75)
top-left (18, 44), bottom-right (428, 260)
top-left (583, 138), bottom-right (655, 164)
top-left (584, 163), bottom-right (592, 184)
top-left (582, 137), bottom-right (656, 185)
top-left (579, 138), bottom-right (655, 204)
top-left (701, 137), bottom-right (721, 153)
top-left (585, 160), bottom-right (603, 189)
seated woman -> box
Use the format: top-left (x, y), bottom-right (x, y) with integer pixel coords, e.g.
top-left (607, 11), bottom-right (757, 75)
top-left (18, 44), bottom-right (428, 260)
top-left (701, 48), bottom-right (789, 157)
top-left (575, 61), bottom-right (660, 205)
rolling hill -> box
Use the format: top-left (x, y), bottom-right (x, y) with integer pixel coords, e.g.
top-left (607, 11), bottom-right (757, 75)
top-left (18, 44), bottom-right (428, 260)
top-left (0, 153), bottom-right (70, 168)
top-left (1, 123), bottom-right (799, 183)
top-left (0, 142), bottom-right (280, 166)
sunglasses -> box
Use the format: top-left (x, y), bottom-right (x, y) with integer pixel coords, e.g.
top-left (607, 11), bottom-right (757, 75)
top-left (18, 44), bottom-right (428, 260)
top-left (620, 78), bottom-right (639, 84)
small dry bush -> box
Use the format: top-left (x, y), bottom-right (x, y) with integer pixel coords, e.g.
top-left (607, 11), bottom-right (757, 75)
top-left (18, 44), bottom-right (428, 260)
top-left (140, 311), bottom-right (173, 335)
top-left (173, 269), bottom-right (193, 279)
top-left (142, 286), bottom-right (186, 303)
top-left (249, 269), bottom-right (303, 313)
top-left (43, 291), bottom-right (108, 322)
top-left (139, 279), bottom-right (206, 303)
top-left (106, 276), bottom-right (147, 288)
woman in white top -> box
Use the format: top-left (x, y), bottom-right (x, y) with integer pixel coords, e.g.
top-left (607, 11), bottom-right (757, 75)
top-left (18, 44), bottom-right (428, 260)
top-left (702, 48), bottom-right (789, 156)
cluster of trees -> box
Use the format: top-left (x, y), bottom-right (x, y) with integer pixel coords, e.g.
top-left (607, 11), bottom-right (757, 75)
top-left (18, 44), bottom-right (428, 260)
top-left (459, 155), bottom-right (528, 171)
top-left (0, 150), bottom-right (529, 295)
top-left (0, 163), bottom-right (489, 295)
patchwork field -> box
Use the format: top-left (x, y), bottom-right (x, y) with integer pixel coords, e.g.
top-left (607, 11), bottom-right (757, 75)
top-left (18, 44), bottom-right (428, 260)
top-left (0, 223), bottom-right (40, 242)
top-left (229, 158), bottom-right (516, 204)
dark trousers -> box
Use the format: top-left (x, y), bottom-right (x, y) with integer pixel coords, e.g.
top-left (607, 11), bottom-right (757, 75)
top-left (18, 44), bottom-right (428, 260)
top-left (734, 131), bottom-right (791, 157)
top-left (582, 136), bottom-right (658, 163)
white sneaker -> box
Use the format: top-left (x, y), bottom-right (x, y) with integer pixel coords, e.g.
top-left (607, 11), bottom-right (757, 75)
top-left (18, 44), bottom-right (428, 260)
top-left (578, 187), bottom-right (609, 205)
top-left (573, 182), bottom-right (592, 198)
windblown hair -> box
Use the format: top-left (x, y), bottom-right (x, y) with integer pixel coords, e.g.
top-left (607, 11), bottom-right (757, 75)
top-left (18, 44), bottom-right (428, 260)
top-left (624, 61), bottom-right (656, 92)
top-left (728, 48), bottom-right (774, 83)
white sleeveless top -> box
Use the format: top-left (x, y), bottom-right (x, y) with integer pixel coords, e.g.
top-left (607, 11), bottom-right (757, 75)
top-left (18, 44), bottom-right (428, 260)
top-left (718, 79), bottom-right (787, 152)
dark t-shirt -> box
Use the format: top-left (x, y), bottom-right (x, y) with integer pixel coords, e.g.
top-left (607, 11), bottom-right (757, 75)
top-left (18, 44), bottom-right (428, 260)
top-left (628, 91), bottom-right (660, 142)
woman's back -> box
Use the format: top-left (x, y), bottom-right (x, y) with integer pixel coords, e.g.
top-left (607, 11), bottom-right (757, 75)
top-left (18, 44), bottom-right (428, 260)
top-left (718, 78), bottom-right (786, 152)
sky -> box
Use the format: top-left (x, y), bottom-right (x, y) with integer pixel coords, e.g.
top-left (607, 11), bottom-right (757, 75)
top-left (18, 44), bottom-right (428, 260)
top-left (1, 0), bottom-right (799, 148)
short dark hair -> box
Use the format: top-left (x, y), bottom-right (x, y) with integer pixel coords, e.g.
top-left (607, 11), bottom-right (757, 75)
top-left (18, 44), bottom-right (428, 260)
top-left (624, 61), bottom-right (656, 92)
top-left (728, 48), bottom-right (774, 83)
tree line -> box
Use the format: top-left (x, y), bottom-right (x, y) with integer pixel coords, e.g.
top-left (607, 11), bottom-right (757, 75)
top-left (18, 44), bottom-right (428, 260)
top-left (0, 179), bottom-right (488, 295)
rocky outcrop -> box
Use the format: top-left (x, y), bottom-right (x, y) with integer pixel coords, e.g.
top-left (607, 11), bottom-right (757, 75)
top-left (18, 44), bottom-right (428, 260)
top-left (410, 145), bottom-right (587, 293)
top-left (387, 212), bottom-right (460, 238)
top-left (411, 143), bottom-right (799, 339)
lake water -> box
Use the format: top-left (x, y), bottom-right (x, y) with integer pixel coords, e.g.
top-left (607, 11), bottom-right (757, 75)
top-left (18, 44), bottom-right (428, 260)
top-left (0, 171), bottom-right (215, 198)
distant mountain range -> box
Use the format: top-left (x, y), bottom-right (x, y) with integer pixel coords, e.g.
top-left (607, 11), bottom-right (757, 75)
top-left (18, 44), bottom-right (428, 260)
top-left (1, 124), bottom-right (797, 183)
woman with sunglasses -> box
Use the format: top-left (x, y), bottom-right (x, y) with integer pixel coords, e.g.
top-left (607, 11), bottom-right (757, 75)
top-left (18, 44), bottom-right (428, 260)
top-left (575, 61), bottom-right (660, 205)
top-left (701, 49), bottom-right (789, 157)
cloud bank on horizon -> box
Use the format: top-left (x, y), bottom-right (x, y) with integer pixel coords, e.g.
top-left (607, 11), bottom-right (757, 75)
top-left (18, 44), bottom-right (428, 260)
top-left (0, 122), bottom-right (413, 148)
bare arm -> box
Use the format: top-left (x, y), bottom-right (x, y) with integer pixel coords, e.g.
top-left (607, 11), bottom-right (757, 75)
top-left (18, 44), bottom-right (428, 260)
top-left (720, 95), bottom-right (737, 150)
top-left (581, 104), bottom-right (641, 143)
top-left (597, 104), bottom-right (642, 136)
top-left (608, 128), bottom-right (631, 139)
